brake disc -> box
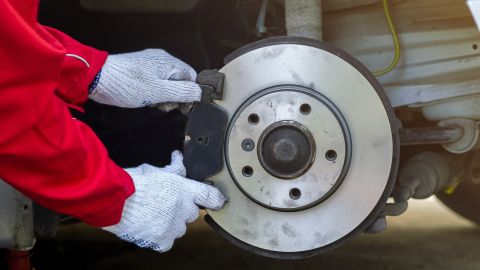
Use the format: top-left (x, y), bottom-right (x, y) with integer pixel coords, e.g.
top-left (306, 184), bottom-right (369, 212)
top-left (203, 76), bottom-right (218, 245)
top-left (184, 36), bottom-right (399, 259)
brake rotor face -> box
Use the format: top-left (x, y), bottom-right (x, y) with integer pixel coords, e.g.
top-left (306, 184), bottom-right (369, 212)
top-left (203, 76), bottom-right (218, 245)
top-left (205, 37), bottom-right (399, 258)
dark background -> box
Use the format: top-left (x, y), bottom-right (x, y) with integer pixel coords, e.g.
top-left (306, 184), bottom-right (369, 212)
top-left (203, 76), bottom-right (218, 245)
top-left (37, 0), bottom-right (285, 168)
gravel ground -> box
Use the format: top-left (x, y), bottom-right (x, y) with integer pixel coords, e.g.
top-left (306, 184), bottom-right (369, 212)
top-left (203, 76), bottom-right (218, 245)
top-left (31, 198), bottom-right (480, 270)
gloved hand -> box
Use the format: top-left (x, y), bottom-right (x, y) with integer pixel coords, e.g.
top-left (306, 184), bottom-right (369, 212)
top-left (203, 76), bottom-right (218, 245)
top-left (103, 151), bottom-right (226, 252)
top-left (89, 49), bottom-right (202, 108)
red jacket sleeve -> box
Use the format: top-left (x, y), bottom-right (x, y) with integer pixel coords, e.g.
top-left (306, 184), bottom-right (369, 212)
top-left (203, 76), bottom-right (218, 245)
top-left (0, 0), bottom-right (134, 227)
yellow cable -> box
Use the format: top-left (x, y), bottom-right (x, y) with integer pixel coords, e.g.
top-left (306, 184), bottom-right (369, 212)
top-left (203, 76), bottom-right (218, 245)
top-left (372, 0), bottom-right (400, 77)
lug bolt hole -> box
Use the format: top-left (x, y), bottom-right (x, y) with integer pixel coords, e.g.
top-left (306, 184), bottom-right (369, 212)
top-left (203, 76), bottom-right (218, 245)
top-left (241, 138), bottom-right (255, 152)
top-left (300, 104), bottom-right (311, 115)
top-left (325, 150), bottom-right (337, 161)
top-left (289, 188), bottom-right (301, 200)
top-left (248, 114), bottom-right (260, 125)
top-left (242, 166), bottom-right (254, 177)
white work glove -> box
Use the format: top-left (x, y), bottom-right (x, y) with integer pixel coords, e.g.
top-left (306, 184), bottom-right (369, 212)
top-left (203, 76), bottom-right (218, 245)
top-left (89, 49), bottom-right (202, 108)
top-left (103, 151), bottom-right (226, 252)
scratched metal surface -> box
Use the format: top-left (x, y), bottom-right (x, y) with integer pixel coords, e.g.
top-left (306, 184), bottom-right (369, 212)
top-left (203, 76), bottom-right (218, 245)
top-left (207, 43), bottom-right (394, 252)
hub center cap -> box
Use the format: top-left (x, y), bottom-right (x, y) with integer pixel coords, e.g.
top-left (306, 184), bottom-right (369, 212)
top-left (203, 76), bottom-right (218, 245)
top-left (259, 121), bottom-right (316, 179)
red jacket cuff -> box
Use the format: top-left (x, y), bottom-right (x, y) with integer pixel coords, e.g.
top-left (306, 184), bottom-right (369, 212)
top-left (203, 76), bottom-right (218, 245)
top-left (42, 26), bottom-right (108, 111)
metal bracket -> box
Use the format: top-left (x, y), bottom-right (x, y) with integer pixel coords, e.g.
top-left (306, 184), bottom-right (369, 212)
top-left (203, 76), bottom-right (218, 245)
top-left (196, 69), bottom-right (225, 102)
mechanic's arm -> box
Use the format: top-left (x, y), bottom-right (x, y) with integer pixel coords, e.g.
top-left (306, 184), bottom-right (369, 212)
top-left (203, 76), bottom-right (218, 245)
top-left (43, 27), bottom-right (203, 111)
top-left (0, 0), bottom-right (131, 228)
top-left (0, 0), bottom-right (225, 252)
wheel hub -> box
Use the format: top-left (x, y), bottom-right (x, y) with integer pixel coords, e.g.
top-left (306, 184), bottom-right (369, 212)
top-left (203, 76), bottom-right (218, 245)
top-left (259, 120), bottom-right (314, 179)
top-left (226, 85), bottom-right (350, 211)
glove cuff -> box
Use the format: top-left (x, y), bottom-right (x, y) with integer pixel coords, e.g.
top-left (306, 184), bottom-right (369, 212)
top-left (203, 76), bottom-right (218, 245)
top-left (88, 70), bottom-right (102, 95)
top-left (102, 173), bottom-right (147, 232)
top-left (103, 177), bottom-right (163, 251)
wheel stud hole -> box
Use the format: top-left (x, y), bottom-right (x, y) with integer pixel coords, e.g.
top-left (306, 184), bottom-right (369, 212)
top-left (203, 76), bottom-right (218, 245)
top-left (289, 188), bottom-right (301, 200)
top-left (248, 114), bottom-right (260, 125)
top-left (325, 150), bottom-right (337, 161)
top-left (300, 104), bottom-right (311, 115)
top-left (242, 166), bottom-right (254, 177)
top-left (241, 138), bottom-right (255, 152)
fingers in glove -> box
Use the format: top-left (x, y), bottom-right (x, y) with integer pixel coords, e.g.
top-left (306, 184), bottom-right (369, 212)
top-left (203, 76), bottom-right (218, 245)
top-left (141, 48), bottom-right (197, 81)
top-left (162, 150), bottom-right (187, 177)
top-left (179, 222), bottom-right (188, 238)
top-left (157, 80), bottom-right (202, 103)
top-left (167, 66), bottom-right (197, 81)
top-left (130, 151), bottom-right (186, 177)
top-left (154, 102), bottom-right (194, 115)
top-left (151, 222), bottom-right (186, 253)
top-left (186, 203), bottom-right (200, 223)
top-left (186, 180), bottom-right (227, 210)
top-left (158, 238), bottom-right (175, 253)
top-left (155, 102), bottom-right (180, 113)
